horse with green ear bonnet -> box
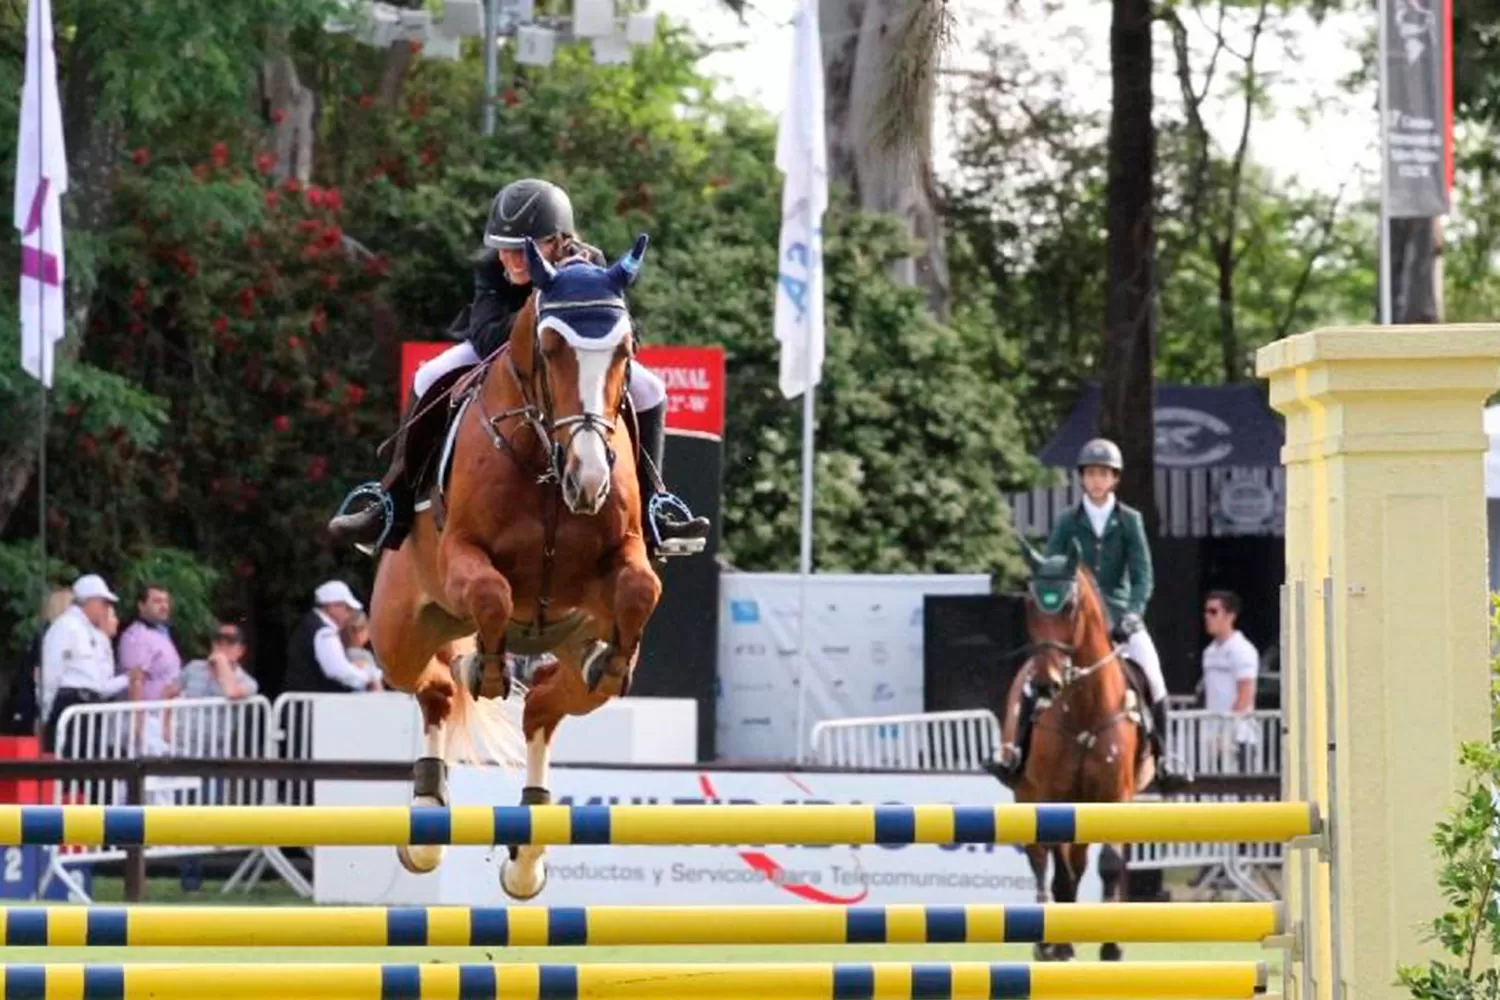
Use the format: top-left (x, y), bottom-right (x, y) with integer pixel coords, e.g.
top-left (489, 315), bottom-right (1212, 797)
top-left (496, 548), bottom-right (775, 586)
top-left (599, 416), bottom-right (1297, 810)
top-left (1001, 535), bottom-right (1149, 963)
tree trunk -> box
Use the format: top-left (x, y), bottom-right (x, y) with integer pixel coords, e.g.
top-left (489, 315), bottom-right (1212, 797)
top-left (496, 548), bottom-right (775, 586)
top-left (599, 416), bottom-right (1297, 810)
top-left (1100, 0), bottom-right (1158, 535)
top-left (819, 0), bottom-right (950, 319)
top-left (1215, 237), bottom-right (1237, 382)
top-left (262, 50), bottom-right (317, 184)
top-left (1387, 216), bottom-right (1443, 323)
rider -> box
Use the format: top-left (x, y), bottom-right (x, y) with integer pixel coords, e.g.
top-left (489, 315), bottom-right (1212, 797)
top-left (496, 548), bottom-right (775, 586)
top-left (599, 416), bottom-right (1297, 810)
top-left (327, 177), bottom-right (711, 560)
top-left (995, 437), bottom-right (1186, 790)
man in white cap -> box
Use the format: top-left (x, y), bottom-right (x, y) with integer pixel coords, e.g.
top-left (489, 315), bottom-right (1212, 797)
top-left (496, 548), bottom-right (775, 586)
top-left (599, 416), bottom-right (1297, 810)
top-left (283, 580), bottom-right (383, 693)
top-left (39, 574), bottom-right (131, 752)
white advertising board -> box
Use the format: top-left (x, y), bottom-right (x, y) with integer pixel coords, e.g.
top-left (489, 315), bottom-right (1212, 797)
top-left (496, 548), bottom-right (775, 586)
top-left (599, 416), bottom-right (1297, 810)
top-left (313, 766), bottom-right (1100, 906)
top-left (716, 573), bottom-right (992, 760)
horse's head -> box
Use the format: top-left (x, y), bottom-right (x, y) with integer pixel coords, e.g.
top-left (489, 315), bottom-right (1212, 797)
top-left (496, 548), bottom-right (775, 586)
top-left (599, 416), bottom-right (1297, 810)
top-left (523, 234), bottom-right (648, 515)
top-left (1019, 538), bottom-right (1108, 689)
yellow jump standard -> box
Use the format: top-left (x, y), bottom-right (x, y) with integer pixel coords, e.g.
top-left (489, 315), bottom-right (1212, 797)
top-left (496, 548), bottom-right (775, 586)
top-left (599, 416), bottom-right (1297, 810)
top-left (0, 802), bottom-right (1318, 847)
top-left (0, 902), bottom-right (1284, 948)
top-left (0, 961), bottom-right (1270, 999)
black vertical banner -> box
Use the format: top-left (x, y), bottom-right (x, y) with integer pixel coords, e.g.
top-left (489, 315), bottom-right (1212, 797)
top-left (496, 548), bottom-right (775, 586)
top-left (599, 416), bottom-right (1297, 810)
top-left (634, 346), bottom-right (725, 762)
top-left (1385, 0), bottom-right (1450, 217)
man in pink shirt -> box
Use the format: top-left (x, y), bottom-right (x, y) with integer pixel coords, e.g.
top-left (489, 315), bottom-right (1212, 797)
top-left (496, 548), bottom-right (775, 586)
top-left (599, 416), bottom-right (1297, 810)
top-left (117, 584), bottom-right (182, 704)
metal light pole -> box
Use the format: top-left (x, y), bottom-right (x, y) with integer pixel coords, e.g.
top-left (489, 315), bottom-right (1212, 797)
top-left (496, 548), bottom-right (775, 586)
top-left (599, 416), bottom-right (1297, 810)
top-left (482, 0), bottom-right (499, 136)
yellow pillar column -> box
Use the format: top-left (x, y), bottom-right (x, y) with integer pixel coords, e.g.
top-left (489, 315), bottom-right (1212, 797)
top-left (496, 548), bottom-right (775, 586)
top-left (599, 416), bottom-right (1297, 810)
top-left (1258, 325), bottom-right (1500, 1000)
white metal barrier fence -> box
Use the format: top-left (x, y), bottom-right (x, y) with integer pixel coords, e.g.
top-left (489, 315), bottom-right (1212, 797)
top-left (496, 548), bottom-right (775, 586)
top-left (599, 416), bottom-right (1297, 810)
top-left (809, 706), bottom-right (1284, 899)
top-left (810, 710), bottom-right (1003, 771)
top-left (45, 696), bottom-right (309, 901)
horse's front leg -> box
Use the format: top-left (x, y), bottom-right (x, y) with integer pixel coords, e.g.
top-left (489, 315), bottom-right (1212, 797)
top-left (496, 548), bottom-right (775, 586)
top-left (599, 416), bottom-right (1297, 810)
top-left (500, 708), bottom-right (557, 901)
top-left (582, 538), bottom-right (662, 696)
top-left (441, 536), bottom-right (514, 699)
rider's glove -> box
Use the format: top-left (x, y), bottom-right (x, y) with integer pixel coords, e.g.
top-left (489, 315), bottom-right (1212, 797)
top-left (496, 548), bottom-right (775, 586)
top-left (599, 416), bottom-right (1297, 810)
top-left (1110, 612), bottom-right (1144, 644)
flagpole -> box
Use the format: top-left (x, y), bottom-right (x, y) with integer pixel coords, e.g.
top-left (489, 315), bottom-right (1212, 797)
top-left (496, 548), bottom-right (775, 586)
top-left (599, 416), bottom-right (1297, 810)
top-left (34, 0), bottom-right (47, 609)
top-left (1378, 0), bottom-right (1393, 325)
top-left (793, 357), bottom-right (815, 764)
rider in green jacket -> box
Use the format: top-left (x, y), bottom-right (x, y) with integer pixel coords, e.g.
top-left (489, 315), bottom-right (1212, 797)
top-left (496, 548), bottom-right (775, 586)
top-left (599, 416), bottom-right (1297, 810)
top-left (996, 437), bottom-right (1186, 789)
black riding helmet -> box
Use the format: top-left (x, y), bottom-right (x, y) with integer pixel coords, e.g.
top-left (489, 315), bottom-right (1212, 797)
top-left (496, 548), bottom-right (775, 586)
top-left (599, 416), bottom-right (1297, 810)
top-left (483, 178), bottom-right (576, 249)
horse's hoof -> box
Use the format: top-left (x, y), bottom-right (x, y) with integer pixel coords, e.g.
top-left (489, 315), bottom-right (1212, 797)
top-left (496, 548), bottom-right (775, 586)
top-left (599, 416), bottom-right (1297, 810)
top-left (396, 843), bottom-right (444, 874)
top-left (499, 859), bottom-right (548, 900)
top-left (456, 652), bottom-right (511, 701)
top-left (1100, 943), bottom-right (1124, 962)
top-left (582, 641), bottom-right (620, 693)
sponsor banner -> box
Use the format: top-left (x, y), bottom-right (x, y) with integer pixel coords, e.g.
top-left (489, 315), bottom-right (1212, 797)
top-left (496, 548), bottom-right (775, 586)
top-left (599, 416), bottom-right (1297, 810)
top-left (398, 342), bottom-right (725, 440)
top-left (1383, 0), bottom-right (1451, 217)
top-left (637, 345), bottom-right (725, 438)
top-left (400, 340), bottom-right (450, 412)
top-left (313, 766), bottom-right (1101, 906)
top-left (718, 574), bottom-right (991, 761)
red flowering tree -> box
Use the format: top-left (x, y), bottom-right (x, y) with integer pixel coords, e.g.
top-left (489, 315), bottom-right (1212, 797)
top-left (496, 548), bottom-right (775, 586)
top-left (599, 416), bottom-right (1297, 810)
top-left (64, 140), bottom-right (397, 630)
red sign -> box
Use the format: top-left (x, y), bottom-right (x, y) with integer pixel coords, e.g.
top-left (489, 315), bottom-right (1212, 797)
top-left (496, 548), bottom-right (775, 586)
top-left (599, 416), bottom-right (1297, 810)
top-left (637, 345), bottom-right (725, 439)
top-left (399, 341), bottom-right (451, 412)
top-left (398, 342), bottom-right (725, 439)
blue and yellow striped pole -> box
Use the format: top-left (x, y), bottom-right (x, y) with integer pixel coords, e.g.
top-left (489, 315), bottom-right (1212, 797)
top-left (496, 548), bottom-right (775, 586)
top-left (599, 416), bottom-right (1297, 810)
top-left (0, 961), bottom-right (1269, 998)
top-left (0, 902), bottom-right (1283, 947)
top-left (0, 802), bottom-right (1319, 847)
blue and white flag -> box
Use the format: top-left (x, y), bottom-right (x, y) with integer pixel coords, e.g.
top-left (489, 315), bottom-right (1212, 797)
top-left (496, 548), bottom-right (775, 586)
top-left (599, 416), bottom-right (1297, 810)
top-left (773, 0), bottom-right (827, 401)
top-left (15, 0), bottom-right (67, 387)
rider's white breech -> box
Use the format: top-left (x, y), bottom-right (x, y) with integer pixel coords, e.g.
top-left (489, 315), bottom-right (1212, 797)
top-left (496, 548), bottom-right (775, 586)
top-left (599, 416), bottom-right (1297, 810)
top-left (413, 341), bottom-right (481, 400)
top-left (412, 340), bottom-right (667, 412)
top-left (1126, 626), bottom-right (1168, 704)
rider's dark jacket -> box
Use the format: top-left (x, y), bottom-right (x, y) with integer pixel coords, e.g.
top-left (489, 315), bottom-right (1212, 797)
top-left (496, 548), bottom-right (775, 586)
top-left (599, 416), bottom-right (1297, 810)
top-left (451, 254), bottom-right (532, 360)
top-left (450, 241), bottom-right (608, 360)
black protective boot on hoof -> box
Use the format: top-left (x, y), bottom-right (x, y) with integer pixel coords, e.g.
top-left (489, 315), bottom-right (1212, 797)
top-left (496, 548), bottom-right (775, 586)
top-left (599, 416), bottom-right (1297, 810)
top-left (636, 401), bottom-right (709, 560)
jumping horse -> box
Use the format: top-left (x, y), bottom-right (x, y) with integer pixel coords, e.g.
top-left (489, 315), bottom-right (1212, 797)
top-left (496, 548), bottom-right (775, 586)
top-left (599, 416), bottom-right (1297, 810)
top-left (367, 235), bottom-right (663, 899)
top-left (1008, 539), bottom-right (1153, 961)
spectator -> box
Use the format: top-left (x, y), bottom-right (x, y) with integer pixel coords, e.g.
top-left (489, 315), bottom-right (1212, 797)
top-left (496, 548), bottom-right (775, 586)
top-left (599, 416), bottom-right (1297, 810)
top-left (39, 574), bottom-right (130, 753)
top-left (341, 611), bottom-right (379, 682)
top-left (283, 580), bottom-right (382, 693)
top-left (117, 583), bottom-right (184, 752)
top-left (3, 586), bottom-right (71, 737)
top-left (1200, 589), bottom-right (1260, 770)
top-left (118, 584), bottom-right (183, 704)
top-left (180, 623), bottom-right (258, 700)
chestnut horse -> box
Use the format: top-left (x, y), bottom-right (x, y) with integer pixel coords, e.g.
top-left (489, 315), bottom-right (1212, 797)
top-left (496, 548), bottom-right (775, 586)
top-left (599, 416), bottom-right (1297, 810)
top-left (367, 235), bottom-right (662, 899)
top-left (1013, 539), bottom-right (1151, 961)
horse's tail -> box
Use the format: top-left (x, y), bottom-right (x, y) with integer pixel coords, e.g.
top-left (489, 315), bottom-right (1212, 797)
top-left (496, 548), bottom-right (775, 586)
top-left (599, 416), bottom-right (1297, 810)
top-left (440, 641), bottom-right (529, 771)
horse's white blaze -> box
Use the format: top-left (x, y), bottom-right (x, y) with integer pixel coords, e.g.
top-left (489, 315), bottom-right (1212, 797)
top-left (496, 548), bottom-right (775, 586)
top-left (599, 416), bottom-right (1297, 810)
top-left (566, 347), bottom-right (614, 512)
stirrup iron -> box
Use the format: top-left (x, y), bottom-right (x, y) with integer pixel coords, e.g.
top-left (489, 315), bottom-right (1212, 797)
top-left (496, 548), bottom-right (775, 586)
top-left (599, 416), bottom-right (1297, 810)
top-left (334, 481), bottom-right (394, 557)
top-left (647, 492), bottom-right (706, 557)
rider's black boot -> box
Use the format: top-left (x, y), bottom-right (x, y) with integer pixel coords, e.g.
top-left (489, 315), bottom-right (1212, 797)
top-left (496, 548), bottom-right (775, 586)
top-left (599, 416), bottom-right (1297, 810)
top-left (328, 397), bottom-right (418, 552)
top-left (1149, 697), bottom-right (1190, 792)
top-left (636, 401), bottom-right (710, 559)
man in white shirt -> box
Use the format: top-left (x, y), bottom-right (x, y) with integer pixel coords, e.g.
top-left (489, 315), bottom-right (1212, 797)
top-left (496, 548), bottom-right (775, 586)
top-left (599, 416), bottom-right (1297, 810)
top-left (283, 580), bottom-right (383, 693)
top-left (39, 574), bottom-right (131, 752)
top-left (1199, 589), bottom-right (1259, 769)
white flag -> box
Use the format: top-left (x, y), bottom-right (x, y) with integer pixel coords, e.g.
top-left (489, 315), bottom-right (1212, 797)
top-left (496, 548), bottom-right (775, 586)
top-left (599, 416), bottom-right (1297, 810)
top-left (15, 0), bottom-right (68, 388)
top-left (773, 0), bottom-right (827, 400)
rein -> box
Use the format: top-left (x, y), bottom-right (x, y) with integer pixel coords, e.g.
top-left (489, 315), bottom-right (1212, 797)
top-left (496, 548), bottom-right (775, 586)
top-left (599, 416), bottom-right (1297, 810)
top-left (465, 297), bottom-right (631, 639)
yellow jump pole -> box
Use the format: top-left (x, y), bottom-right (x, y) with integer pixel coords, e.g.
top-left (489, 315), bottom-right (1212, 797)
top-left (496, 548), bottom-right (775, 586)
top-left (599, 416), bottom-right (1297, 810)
top-left (0, 961), bottom-right (1269, 999)
top-left (0, 902), bottom-right (1283, 948)
top-left (0, 802), bottom-right (1318, 847)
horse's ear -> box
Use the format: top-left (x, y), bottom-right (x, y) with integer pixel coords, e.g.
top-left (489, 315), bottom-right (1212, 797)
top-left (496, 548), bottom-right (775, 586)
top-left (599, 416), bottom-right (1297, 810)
top-left (524, 237), bottom-right (557, 291)
top-left (1020, 540), bottom-right (1043, 574)
top-left (606, 233), bottom-right (650, 292)
top-left (1066, 538), bottom-right (1083, 575)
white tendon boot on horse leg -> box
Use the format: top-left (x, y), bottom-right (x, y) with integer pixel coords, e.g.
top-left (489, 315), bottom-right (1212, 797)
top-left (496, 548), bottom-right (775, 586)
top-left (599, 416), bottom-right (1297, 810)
top-left (397, 722), bottom-right (448, 874)
top-left (500, 727), bottom-right (552, 900)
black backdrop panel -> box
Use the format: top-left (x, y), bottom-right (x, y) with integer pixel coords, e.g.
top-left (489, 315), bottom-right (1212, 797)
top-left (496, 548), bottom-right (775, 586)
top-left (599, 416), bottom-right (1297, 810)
top-left (923, 594), bottom-right (1029, 717)
top-left (634, 432), bottom-right (722, 762)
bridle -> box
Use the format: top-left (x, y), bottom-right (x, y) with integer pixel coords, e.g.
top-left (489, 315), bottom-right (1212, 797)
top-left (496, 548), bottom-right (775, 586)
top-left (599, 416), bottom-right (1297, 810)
top-left (1023, 575), bottom-right (1121, 691)
top-left (474, 291), bottom-right (630, 487)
